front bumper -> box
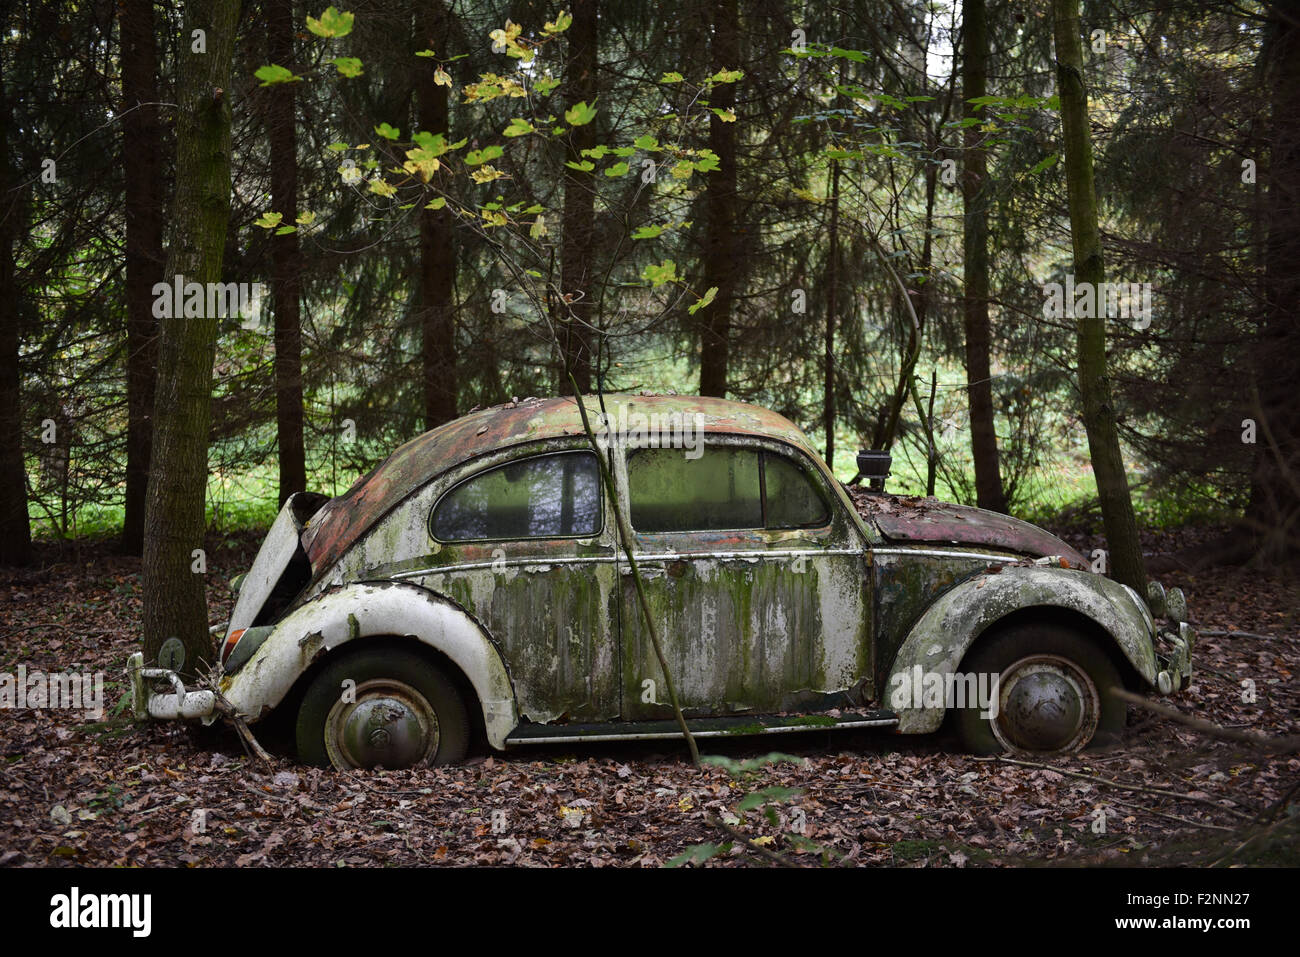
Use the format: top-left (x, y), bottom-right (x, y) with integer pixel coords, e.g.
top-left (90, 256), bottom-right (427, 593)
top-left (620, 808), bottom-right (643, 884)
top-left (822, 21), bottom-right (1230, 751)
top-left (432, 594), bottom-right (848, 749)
top-left (127, 652), bottom-right (218, 723)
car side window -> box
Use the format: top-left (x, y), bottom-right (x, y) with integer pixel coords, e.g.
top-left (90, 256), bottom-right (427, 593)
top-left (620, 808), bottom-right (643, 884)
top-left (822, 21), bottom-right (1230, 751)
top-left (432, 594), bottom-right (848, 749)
top-left (627, 446), bottom-right (830, 532)
top-left (628, 447), bottom-right (763, 532)
top-left (431, 450), bottom-right (601, 542)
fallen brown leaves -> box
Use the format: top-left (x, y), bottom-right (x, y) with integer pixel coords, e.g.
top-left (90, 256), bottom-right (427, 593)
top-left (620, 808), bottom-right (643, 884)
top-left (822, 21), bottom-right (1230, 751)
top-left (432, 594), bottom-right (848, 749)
top-left (1, 529), bottom-right (1296, 867)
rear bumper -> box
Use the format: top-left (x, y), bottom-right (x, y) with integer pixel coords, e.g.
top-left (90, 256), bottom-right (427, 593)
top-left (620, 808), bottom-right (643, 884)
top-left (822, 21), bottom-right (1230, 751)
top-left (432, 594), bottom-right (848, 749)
top-left (127, 652), bottom-right (218, 723)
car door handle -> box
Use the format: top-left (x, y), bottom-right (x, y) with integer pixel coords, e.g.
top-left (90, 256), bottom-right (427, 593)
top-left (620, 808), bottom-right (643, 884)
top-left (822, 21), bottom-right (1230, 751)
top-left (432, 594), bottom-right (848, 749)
top-left (621, 562), bottom-right (665, 575)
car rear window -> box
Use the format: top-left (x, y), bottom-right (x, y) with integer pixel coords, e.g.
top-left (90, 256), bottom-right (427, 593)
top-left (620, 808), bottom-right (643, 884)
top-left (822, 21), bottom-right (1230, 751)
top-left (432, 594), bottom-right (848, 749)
top-left (628, 446), bottom-right (828, 532)
top-left (431, 450), bottom-right (601, 542)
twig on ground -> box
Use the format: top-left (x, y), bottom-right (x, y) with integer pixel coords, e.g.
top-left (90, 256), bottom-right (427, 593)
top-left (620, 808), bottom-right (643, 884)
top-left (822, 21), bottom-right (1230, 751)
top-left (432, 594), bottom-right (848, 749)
top-left (706, 813), bottom-right (796, 867)
top-left (1113, 688), bottom-right (1300, 752)
top-left (975, 755), bottom-right (1256, 821)
top-left (1102, 795), bottom-right (1235, 831)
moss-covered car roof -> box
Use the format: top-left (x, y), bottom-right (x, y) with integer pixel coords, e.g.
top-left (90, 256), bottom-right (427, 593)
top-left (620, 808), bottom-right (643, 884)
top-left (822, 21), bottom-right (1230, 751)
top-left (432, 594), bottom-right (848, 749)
top-left (300, 394), bottom-right (816, 571)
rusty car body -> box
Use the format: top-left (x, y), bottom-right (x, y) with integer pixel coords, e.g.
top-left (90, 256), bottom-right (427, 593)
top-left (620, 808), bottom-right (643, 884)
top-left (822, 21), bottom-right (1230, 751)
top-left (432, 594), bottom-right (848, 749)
top-left (130, 394), bottom-right (1195, 768)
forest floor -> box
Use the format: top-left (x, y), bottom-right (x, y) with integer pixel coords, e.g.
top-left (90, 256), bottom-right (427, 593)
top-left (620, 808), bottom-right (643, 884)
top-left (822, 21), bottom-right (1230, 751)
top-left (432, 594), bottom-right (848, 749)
top-left (1, 518), bottom-right (1297, 868)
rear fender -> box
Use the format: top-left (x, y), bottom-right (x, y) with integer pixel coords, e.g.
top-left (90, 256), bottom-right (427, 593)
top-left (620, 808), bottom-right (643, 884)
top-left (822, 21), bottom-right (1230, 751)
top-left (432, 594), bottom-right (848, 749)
top-left (220, 581), bottom-right (519, 748)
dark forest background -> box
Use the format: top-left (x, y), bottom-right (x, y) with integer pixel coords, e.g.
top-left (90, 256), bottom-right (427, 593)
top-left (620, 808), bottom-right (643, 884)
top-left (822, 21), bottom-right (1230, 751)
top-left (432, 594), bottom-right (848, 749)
top-left (1, 0), bottom-right (1296, 576)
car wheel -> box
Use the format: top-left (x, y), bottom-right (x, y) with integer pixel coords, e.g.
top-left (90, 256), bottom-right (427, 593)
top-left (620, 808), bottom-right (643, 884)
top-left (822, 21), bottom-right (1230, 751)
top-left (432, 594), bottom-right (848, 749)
top-left (296, 644), bottom-right (470, 769)
top-left (955, 622), bottom-right (1126, 756)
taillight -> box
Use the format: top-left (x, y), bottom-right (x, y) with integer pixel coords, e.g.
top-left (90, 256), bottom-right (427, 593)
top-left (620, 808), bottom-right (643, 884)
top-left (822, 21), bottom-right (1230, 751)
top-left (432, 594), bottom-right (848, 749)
top-left (221, 629), bottom-right (245, 666)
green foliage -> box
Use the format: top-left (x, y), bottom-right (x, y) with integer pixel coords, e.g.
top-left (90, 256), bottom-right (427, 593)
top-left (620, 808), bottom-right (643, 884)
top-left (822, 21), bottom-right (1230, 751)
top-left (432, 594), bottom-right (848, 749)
top-left (330, 57), bottom-right (363, 78)
top-left (564, 100), bottom-right (598, 126)
top-left (254, 64), bottom-right (299, 86)
top-left (306, 6), bottom-right (354, 39)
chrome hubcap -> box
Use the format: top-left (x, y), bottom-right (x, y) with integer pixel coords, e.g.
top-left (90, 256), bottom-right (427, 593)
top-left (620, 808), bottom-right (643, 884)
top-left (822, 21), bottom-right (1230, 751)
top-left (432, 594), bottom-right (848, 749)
top-left (991, 655), bottom-right (1099, 754)
top-left (325, 679), bottom-right (439, 769)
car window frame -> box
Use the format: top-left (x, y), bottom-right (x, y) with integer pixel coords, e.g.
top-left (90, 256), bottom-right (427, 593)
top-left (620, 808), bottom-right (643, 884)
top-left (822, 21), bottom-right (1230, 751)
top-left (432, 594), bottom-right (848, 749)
top-left (427, 447), bottom-right (606, 545)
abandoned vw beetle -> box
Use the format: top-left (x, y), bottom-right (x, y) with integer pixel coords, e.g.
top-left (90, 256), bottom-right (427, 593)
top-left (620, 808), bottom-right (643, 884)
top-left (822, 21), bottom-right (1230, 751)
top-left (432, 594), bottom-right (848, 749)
top-left (132, 395), bottom-right (1194, 768)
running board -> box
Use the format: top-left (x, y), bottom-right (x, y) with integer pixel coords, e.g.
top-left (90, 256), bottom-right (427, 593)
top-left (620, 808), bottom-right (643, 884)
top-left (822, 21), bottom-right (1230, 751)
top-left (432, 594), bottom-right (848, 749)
top-left (504, 710), bottom-right (899, 746)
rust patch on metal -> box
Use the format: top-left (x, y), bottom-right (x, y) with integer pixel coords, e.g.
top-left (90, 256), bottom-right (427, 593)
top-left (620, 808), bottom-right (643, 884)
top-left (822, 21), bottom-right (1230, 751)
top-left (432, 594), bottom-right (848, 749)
top-left (848, 487), bottom-right (1087, 567)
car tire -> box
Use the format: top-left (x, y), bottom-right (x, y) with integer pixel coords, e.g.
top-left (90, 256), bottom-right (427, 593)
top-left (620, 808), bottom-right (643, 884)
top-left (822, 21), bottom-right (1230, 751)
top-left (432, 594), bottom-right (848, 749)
top-left (296, 644), bottom-right (470, 769)
top-left (954, 622), bottom-right (1126, 756)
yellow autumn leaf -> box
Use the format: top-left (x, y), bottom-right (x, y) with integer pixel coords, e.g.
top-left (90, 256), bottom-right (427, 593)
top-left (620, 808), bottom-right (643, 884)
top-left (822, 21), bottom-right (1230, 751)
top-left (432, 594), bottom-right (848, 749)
top-left (403, 147), bottom-right (442, 182)
top-left (470, 165), bottom-right (506, 184)
top-left (434, 67), bottom-right (452, 87)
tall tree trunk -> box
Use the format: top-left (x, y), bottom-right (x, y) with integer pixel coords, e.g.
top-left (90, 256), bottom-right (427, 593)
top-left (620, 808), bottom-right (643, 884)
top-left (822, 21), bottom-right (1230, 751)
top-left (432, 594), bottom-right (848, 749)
top-left (0, 42), bottom-right (30, 567)
top-left (120, 0), bottom-right (164, 553)
top-left (962, 0), bottom-right (1008, 513)
top-left (1052, 0), bottom-right (1146, 593)
top-left (697, 0), bottom-right (739, 398)
top-left (871, 161), bottom-right (935, 452)
top-left (418, 0), bottom-right (457, 427)
top-left (558, 0), bottom-right (597, 393)
top-left (268, 0), bottom-right (305, 504)
top-left (142, 0), bottom-right (240, 673)
top-left (823, 159), bottom-right (840, 466)
top-left (1243, 0), bottom-right (1300, 560)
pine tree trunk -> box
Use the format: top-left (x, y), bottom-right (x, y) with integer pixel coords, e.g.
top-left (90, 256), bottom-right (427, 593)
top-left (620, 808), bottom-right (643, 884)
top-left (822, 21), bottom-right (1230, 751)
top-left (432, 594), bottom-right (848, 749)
top-left (558, 0), bottom-right (597, 393)
top-left (268, 0), bottom-right (305, 504)
top-left (1243, 0), bottom-right (1300, 560)
top-left (697, 0), bottom-right (739, 399)
top-left (142, 0), bottom-right (241, 673)
top-left (823, 159), bottom-right (840, 466)
top-left (0, 41), bottom-right (30, 567)
top-left (120, 0), bottom-right (164, 553)
top-left (1052, 0), bottom-right (1147, 593)
top-left (962, 0), bottom-right (1008, 513)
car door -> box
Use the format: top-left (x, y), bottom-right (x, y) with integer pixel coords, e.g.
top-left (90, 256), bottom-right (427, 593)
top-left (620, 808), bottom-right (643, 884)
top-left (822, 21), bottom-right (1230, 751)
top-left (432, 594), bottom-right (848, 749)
top-left (413, 445), bottom-right (622, 724)
top-left (615, 436), bottom-right (872, 721)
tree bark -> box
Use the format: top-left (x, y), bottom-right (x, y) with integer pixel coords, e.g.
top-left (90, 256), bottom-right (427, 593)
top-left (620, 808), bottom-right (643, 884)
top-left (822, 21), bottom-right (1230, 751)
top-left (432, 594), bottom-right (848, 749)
top-left (142, 0), bottom-right (240, 673)
top-left (823, 159), bottom-right (840, 466)
top-left (120, 0), bottom-right (164, 552)
top-left (417, 0), bottom-right (457, 427)
top-left (557, 0), bottom-right (597, 393)
top-left (268, 0), bottom-right (305, 504)
top-left (1243, 0), bottom-right (1300, 560)
top-left (0, 40), bottom-right (31, 567)
top-left (697, 0), bottom-right (739, 399)
top-left (1052, 0), bottom-right (1147, 593)
top-left (962, 0), bottom-right (1008, 513)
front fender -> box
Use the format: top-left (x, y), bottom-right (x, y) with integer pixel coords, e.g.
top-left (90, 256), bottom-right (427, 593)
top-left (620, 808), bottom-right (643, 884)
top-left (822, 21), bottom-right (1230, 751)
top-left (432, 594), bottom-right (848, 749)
top-left (885, 565), bottom-right (1157, 733)
top-left (220, 581), bottom-right (519, 748)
